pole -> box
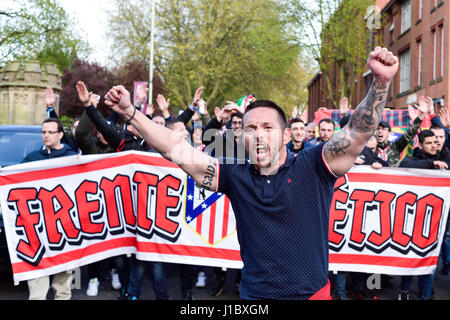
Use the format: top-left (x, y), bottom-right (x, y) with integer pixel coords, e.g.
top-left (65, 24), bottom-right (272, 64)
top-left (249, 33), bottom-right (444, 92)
top-left (148, 0), bottom-right (156, 105)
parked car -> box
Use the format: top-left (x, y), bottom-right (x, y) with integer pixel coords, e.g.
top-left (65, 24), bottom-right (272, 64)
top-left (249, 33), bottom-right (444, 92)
top-left (0, 125), bottom-right (43, 271)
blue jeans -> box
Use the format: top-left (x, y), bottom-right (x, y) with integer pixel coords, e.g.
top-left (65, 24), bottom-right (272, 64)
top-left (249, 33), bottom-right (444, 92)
top-left (400, 271), bottom-right (436, 299)
top-left (115, 255), bottom-right (147, 298)
top-left (151, 262), bottom-right (168, 300)
top-left (179, 264), bottom-right (196, 296)
top-left (332, 272), bottom-right (347, 299)
top-left (441, 216), bottom-right (450, 264)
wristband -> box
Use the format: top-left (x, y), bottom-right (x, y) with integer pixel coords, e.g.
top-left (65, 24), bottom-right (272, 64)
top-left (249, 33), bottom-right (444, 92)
top-left (126, 105), bottom-right (137, 124)
top-left (46, 105), bottom-right (55, 119)
top-left (189, 104), bottom-right (199, 112)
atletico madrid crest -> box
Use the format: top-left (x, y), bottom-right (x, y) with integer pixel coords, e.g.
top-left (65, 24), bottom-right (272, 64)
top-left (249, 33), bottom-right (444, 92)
top-left (185, 176), bottom-right (236, 246)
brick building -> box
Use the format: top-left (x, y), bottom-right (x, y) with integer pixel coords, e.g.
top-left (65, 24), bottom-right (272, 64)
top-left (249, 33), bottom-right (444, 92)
top-left (307, 0), bottom-right (449, 121)
top-left (381, 0), bottom-right (448, 111)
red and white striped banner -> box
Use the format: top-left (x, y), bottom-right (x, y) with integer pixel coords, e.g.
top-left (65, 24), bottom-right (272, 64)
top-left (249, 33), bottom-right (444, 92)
top-left (0, 151), bottom-right (242, 284)
top-left (0, 151), bottom-right (448, 284)
top-left (329, 166), bottom-right (450, 275)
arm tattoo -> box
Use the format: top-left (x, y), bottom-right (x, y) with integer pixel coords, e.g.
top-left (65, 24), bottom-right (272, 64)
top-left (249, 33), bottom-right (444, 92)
top-left (348, 82), bottom-right (388, 136)
top-left (201, 158), bottom-right (217, 191)
top-left (324, 128), bottom-right (351, 157)
top-left (324, 81), bottom-right (388, 158)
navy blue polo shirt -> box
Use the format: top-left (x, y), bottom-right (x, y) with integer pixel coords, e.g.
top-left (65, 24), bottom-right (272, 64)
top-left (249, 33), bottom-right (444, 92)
top-left (217, 144), bottom-right (337, 300)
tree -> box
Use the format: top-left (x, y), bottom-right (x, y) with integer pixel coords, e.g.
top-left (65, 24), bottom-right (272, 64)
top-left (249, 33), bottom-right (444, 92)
top-left (0, 0), bottom-right (90, 71)
top-left (60, 59), bottom-right (117, 118)
top-left (107, 0), bottom-right (310, 114)
top-left (106, 0), bottom-right (153, 66)
top-left (111, 59), bottom-right (165, 107)
top-left (60, 59), bottom-right (165, 120)
top-left (282, 0), bottom-right (381, 107)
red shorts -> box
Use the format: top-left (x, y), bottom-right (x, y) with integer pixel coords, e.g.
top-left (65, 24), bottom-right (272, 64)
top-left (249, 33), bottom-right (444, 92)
top-left (308, 281), bottom-right (332, 300)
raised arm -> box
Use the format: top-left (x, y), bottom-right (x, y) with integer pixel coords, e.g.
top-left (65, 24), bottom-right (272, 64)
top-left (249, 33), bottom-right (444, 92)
top-left (323, 47), bottom-right (399, 177)
top-left (76, 81), bottom-right (124, 150)
top-left (105, 85), bottom-right (220, 192)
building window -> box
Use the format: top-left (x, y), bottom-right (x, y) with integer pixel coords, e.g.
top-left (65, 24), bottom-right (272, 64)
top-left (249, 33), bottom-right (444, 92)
top-left (440, 25), bottom-right (444, 77)
top-left (400, 49), bottom-right (410, 93)
top-left (433, 28), bottom-right (437, 79)
top-left (419, 0), bottom-right (423, 20)
top-left (417, 40), bottom-right (422, 86)
top-left (389, 21), bottom-right (395, 43)
top-left (401, 0), bottom-right (411, 33)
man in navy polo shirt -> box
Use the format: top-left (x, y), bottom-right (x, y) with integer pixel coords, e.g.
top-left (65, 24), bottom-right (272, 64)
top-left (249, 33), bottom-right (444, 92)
top-left (104, 47), bottom-right (399, 300)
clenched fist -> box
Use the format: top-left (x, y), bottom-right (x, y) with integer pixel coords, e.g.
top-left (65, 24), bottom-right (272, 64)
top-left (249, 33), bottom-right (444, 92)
top-left (367, 47), bottom-right (399, 86)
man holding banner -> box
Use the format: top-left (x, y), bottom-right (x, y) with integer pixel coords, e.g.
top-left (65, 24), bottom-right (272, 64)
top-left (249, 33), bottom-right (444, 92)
top-left (397, 130), bottom-right (449, 300)
top-left (22, 118), bottom-right (77, 300)
top-left (104, 47), bottom-right (398, 300)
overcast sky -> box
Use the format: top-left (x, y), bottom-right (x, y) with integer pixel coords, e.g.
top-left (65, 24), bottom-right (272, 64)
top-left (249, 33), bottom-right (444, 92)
top-left (59, 0), bottom-right (111, 66)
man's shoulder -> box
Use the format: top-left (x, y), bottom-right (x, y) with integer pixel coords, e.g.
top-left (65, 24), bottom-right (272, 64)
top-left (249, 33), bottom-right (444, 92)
top-left (23, 148), bottom-right (45, 161)
top-left (59, 144), bottom-right (77, 155)
top-left (439, 149), bottom-right (450, 164)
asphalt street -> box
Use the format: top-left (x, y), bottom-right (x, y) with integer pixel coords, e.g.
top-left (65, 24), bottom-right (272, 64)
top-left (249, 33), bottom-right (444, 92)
top-left (0, 260), bottom-right (448, 301)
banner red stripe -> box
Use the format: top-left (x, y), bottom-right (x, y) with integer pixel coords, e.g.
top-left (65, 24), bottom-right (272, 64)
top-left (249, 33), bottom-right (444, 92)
top-left (209, 202), bottom-right (217, 244)
top-left (196, 211), bottom-right (203, 234)
top-left (330, 253), bottom-right (438, 268)
top-left (12, 237), bottom-right (137, 274)
top-left (137, 242), bottom-right (242, 261)
top-left (11, 238), bottom-right (242, 274)
top-left (0, 154), bottom-right (180, 187)
top-left (222, 198), bottom-right (230, 238)
top-left (347, 172), bottom-right (450, 187)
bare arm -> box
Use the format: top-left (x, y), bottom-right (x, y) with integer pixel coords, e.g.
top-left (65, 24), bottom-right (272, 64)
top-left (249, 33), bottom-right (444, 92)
top-left (323, 47), bottom-right (399, 177)
top-left (104, 86), bottom-right (220, 192)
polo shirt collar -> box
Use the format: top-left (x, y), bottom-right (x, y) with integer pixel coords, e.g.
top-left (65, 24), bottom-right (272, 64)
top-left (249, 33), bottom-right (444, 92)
top-left (249, 149), bottom-right (296, 176)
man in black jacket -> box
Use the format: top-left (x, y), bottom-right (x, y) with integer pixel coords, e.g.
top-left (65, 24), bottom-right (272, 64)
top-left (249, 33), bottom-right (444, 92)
top-left (398, 129), bottom-right (448, 300)
top-left (399, 130), bottom-right (449, 170)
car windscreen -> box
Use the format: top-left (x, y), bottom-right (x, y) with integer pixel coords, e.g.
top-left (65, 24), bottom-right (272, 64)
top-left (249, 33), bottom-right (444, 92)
top-left (0, 131), bottom-right (43, 167)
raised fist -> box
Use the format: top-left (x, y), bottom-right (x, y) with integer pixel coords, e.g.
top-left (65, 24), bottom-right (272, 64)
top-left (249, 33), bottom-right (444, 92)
top-left (104, 85), bottom-right (133, 115)
top-left (367, 47), bottom-right (399, 86)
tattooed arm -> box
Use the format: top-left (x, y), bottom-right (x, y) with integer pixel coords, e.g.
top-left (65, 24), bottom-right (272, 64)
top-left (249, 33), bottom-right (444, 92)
top-left (323, 47), bottom-right (399, 177)
top-left (104, 85), bottom-right (220, 191)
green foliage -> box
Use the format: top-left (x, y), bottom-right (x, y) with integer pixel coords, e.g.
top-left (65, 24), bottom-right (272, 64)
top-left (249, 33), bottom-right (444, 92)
top-left (59, 115), bottom-right (74, 135)
top-left (107, 0), bottom-right (311, 114)
top-left (0, 0), bottom-right (90, 71)
top-left (282, 0), bottom-right (382, 107)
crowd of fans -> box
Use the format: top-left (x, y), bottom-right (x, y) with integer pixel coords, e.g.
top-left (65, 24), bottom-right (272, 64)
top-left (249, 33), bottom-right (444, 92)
top-left (18, 82), bottom-right (450, 300)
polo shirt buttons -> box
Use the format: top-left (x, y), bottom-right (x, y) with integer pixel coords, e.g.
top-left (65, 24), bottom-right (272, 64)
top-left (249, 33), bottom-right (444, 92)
top-left (267, 180), bottom-right (271, 184)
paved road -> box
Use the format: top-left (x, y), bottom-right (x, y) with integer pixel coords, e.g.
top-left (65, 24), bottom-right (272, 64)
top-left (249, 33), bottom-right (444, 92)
top-left (0, 260), bottom-right (448, 301)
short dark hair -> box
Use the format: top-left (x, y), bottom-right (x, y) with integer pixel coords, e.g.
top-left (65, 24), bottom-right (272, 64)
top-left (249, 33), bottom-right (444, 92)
top-left (42, 118), bottom-right (63, 132)
top-left (231, 112), bottom-right (243, 122)
top-left (289, 117), bottom-right (305, 129)
top-left (430, 124), bottom-right (444, 131)
top-left (318, 118), bottom-right (335, 130)
top-left (244, 100), bottom-right (287, 129)
top-left (166, 119), bottom-right (185, 129)
top-left (419, 130), bottom-right (435, 144)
